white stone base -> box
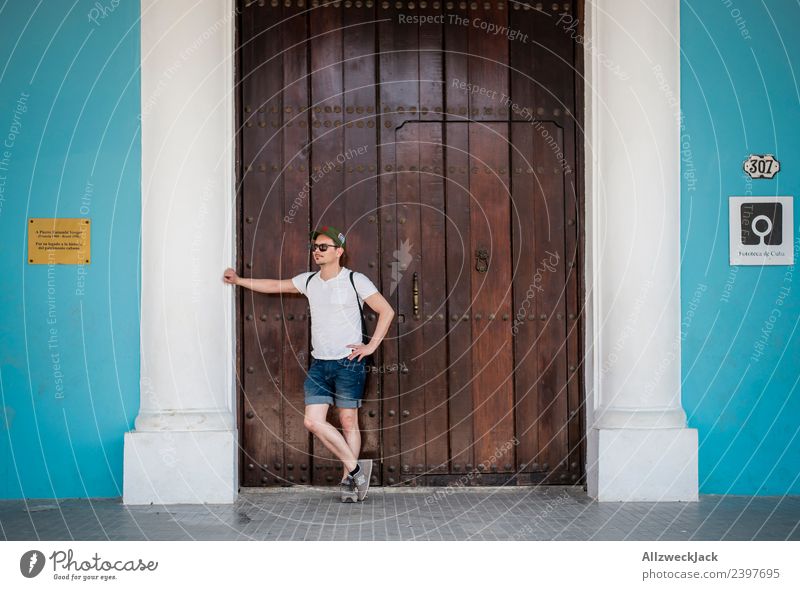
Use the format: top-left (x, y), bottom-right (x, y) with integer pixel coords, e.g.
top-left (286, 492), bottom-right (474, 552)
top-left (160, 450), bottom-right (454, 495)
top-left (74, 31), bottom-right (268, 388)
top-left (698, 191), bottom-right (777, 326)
top-left (123, 430), bottom-right (238, 505)
top-left (587, 428), bottom-right (699, 502)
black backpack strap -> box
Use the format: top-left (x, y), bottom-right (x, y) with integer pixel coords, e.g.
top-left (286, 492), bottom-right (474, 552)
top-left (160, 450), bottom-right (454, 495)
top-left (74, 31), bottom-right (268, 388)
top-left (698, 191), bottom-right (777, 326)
top-left (305, 271), bottom-right (319, 290)
top-left (349, 271), bottom-right (363, 311)
top-left (349, 271), bottom-right (369, 345)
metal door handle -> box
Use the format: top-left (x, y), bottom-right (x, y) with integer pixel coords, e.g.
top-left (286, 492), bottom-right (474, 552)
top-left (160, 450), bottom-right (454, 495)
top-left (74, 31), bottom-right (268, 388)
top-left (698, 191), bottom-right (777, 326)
top-left (412, 272), bottom-right (419, 318)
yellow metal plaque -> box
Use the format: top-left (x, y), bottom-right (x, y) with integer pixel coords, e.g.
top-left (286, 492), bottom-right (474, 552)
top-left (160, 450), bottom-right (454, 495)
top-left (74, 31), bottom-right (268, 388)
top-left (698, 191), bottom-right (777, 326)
top-left (28, 218), bottom-right (91, 265)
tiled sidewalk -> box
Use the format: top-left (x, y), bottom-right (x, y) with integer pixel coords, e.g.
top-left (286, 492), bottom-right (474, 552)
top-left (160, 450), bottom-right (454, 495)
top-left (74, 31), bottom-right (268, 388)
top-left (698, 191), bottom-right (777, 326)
top-left (2, 486), bottom-right (798, 541)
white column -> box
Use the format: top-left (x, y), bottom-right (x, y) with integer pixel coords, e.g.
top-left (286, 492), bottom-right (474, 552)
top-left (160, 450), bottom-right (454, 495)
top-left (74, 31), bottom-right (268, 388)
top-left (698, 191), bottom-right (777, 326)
top-left (584, 0), bottom-right (698, 501)
top-left (124, 0), bottom-right (237, 504)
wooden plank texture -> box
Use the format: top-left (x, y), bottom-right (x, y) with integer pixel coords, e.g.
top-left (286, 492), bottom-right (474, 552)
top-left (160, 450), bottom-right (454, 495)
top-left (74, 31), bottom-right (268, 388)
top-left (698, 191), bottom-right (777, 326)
top-left (237, 0), bottom-right (584, 487)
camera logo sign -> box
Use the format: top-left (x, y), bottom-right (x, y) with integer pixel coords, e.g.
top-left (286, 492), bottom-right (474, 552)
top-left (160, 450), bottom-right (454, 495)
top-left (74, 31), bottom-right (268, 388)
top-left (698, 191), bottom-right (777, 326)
top-left (741, 202), bottom-right (782, 246)
top-left (729, 196), bottom-right (794, 265)
top-left (20, 550), bottom-right (46, 578)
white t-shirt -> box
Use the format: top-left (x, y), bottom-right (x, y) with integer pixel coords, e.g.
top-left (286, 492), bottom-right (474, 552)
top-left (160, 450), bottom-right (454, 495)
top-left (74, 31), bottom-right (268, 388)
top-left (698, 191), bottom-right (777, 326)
top-left (291, 267), bottom-right (379, 360)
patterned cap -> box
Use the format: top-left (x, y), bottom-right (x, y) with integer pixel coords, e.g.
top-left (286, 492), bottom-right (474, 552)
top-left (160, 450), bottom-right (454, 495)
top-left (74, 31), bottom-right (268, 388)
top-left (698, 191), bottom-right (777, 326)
top-left (310, 225), bottom-right (346, 249)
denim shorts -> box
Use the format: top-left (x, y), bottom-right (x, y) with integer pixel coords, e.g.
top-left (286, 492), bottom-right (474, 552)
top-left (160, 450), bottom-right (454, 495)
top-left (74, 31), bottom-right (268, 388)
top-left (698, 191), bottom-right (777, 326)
top-left (303, 357), bottom-right (367, 408)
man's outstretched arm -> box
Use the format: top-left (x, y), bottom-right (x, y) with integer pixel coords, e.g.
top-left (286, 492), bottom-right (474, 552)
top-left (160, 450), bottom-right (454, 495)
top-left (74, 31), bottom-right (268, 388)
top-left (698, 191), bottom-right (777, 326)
top-left (222, 267), bottom-right (300, 294)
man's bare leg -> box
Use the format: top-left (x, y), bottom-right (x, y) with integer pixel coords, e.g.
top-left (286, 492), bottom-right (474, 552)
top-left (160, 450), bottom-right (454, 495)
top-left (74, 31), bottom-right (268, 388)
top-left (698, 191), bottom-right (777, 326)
top-left (303, 404), bottom-right (357, 472)
top-left (337, 407), bottom-right (361, 481)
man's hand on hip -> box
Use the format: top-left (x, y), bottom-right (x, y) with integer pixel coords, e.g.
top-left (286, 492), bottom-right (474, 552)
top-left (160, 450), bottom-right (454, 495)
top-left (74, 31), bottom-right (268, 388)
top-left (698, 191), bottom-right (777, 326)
top-left (346, 343), bottom-right (375, 361)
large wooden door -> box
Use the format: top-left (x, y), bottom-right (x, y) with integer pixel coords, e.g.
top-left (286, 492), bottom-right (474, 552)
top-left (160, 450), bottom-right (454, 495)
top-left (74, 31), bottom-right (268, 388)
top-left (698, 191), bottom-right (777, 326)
top-left (237, 1), bottom-right (583, 488)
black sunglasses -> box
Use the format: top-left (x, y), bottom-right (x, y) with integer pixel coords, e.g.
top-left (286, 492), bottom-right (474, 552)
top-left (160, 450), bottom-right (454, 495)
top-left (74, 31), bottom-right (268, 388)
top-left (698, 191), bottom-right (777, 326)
top-left (309, 243), bottom-right (338, 252)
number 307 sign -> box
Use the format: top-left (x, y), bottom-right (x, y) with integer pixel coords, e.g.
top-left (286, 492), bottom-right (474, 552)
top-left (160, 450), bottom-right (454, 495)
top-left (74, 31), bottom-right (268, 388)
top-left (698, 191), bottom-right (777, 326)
top-left (729, 196), bottom-right (794, 265)
top-left (743, 154), bottom-right (780, 179)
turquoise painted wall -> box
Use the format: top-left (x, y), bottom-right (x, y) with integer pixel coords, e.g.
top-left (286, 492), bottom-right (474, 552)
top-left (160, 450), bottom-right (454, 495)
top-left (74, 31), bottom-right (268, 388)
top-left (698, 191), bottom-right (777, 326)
top-left (0, 1), bottom-right (141, 499)
top-left (681, 0), bottom-right (800, 494)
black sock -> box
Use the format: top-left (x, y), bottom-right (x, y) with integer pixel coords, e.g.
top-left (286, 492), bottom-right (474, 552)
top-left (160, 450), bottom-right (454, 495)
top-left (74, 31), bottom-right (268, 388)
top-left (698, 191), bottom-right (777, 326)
top-left (348, 464), bottom-right (360, 477)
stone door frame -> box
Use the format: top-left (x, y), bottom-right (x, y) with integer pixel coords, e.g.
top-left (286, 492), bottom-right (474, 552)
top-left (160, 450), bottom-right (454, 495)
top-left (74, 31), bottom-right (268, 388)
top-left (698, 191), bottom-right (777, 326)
top-left (123, 0), bottom-right (698, 504)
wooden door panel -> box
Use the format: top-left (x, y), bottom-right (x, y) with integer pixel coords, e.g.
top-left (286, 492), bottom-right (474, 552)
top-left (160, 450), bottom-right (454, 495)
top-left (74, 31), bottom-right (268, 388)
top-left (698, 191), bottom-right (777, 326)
top-left (468, 123), bottom-right (516, 471)
top-left (342, 3), bottom-right (381, 473)
top-left (395, 122), bottom-right (573, 480)
top-left (281, 1), bottom-right (312, 487)
top-left (375, 2), bottom-right (409, 486)
top-left (238, 0), bottom-right (583, 487)
top-left (240, 2), bottom-right (286, 487)
top-left (395, 124), bottom-right (425, 479)
top-left (307, 4), bottom-right (345, 483)
top-left (511, 123), bottom-right (540, 472)
top-left (442, 12), bottom-right (473, 472)
top-left (417, 9), bottom-right (448, 476)
top-left (531, 123), bottom-right (569, 480)
top-left (418, 124), bottom-right (449, 475)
